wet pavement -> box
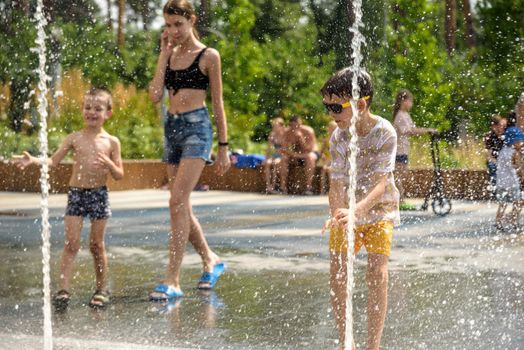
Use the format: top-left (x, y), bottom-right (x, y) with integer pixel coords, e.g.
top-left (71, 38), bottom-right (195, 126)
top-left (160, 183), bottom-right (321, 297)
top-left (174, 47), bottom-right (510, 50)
top-left (0, 190), bottom-right (523, 349)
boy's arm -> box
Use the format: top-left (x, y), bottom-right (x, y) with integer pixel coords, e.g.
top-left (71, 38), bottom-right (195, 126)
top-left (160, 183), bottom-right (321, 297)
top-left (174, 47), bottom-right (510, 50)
top-left (354, 127), bottom-right (397, 214)
top-left (49, 134), bottom-right (74, 167)
top-left (330, 174), bottom-right (389, 226)
top-left (12, 134), bottom-right (73, 169)
top-left (355, 173), bottom-right (389, 217)
top-left (329, 178), bottom-right (348, 216)
top-left (323, 178), bottom-right (348, 232)
top-left (96, 137), bottom-right (124, 180)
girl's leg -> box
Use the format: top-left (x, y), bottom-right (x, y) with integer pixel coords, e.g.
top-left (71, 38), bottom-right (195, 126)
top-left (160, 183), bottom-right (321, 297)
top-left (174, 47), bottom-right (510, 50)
top-left (89, 219), bottom-right (108, 291)
top-left (188, 210), bottom-right (220, 271)
top-left (366, 253), bottom-right (389, 350)
top-left (165, 164), bottom-right (221, 282)
top-left (395, 162), bottom-right (407, 203)
top-left (159, 159), bottom-right (206, 294)
top-left (59, 216), bottom-right (83, 291)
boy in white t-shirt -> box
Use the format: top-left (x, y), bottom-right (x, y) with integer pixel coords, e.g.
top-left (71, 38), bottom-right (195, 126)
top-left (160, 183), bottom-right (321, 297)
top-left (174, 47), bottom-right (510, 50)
top-left (321, 68), bottom-right (399, 350)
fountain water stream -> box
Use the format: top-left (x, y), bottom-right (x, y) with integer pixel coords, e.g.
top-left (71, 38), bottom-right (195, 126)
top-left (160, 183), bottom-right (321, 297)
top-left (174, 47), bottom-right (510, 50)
top-left (345, 0), bottom-right (366, 347)
top-left (33, 0), bottom-right (53, 348)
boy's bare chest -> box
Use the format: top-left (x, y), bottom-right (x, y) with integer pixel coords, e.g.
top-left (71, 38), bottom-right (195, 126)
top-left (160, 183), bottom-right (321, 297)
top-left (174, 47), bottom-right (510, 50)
top-left (72, 135), bottom-right (112, 157)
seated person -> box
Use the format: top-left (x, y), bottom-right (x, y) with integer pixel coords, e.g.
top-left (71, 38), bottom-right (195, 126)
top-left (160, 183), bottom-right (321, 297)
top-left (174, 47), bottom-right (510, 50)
top-left (279, 116), bottom-right (320, 195)
top-left (319, 121), bottom-right (338, 194)
top-left (263, 117), bottom-right (286, 194)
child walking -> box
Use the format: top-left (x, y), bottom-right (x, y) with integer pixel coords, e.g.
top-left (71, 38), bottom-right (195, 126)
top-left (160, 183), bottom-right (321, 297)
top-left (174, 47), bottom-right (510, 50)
top-left (12, 88), bottom-right (124, 309)
top-left (321, 69), bottom-right (399, 350)
top-left (392, 89), bottom-right (436, 205)
top-left (495, 112), bottom-right (524, 231)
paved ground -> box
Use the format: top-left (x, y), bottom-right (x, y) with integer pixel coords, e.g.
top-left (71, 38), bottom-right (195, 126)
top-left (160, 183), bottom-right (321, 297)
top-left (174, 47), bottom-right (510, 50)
top-left (0, 190), bottom-right (523, 349)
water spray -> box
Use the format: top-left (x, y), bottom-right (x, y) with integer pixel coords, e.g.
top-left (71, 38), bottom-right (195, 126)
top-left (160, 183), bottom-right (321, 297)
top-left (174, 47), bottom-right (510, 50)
top-left (345, 0), bottom-right (366, 347)
top-left (34, 0), bottom-right (53, 348)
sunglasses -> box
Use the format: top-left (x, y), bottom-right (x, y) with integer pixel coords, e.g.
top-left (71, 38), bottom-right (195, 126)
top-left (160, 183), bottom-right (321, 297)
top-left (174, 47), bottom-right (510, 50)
top-left (323, 96), bottom-right (370, 114)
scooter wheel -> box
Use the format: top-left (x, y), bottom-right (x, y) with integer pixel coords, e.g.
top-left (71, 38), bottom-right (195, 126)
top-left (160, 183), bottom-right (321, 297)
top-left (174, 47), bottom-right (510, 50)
top-left (432, 197), bottom-right (451, 216)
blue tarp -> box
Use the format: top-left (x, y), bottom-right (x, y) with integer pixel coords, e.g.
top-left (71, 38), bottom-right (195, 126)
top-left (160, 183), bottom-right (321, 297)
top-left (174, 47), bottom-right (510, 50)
top-left (235, 154), bottom-right (265, 168)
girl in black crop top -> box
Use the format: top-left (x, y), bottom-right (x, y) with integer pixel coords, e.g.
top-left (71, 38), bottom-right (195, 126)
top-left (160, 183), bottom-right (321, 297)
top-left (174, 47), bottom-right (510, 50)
top-left (148, 0), bottom-right (230, 301)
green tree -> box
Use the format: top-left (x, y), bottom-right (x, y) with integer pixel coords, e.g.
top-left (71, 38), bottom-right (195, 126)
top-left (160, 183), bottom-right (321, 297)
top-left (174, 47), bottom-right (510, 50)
top-left (0, 10), bottom-right (37, 131)
top-left (60, 22), bottom-right (125, 88)
top-left (372, 0), bottom-right (451, 131)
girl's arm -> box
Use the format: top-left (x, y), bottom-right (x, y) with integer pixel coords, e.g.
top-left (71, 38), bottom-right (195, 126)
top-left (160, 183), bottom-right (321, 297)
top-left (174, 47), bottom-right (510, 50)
top-left (396, 112), bottom-right (435, 136)
top-left (207, 48), bottom-right (230, 175)
top-left (149, 30), bottom-right (173, 104)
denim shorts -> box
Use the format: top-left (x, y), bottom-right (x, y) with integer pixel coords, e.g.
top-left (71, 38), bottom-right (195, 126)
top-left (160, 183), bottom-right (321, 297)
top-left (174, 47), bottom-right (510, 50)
top-left (163, 107), bottom-right (213, 165)
top-left (65, 186), bottom-right (111, 220)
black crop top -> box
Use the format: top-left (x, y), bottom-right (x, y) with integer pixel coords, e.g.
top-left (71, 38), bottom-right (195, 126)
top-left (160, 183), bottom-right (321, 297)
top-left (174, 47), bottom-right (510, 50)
top-left (164, 48), bottom-right (209, 94)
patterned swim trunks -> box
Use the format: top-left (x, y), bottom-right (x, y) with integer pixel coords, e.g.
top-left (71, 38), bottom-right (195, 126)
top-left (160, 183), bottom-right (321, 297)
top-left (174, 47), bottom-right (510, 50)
top-left (65, 186), bottom-right (111, 220)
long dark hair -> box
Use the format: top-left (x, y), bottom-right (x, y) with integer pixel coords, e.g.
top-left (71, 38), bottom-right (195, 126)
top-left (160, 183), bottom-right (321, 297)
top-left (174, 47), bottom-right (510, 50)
top-left (393, 89), bottom-right (413, 121)
top-left (163, 0), bottom-right (200, 39)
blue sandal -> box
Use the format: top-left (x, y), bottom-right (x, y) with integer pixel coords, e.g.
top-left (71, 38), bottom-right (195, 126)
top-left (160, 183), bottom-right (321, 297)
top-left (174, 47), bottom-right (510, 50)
top-left (149, 284), bottom-right (184, 301)
top-left (197, 262), bottom-right (226, 290)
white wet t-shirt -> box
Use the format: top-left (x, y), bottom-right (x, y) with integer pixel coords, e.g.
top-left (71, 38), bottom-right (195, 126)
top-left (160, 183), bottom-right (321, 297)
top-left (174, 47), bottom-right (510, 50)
top-left (329, 116), bottom-right (400, 226)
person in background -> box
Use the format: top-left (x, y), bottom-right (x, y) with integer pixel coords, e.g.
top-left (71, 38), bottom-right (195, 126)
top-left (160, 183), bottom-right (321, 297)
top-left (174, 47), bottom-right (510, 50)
top-left (319, 120), bottom-right (338, 195)
top-left (263, 117), bottom-right (286, 194)
top-left (392, 89), bottom-right (436, 208)
top-left (483, 115), bottom-right (507, 196)
top-left (495, 112), bottom-right (524, 231)
top-left (279, 116), bottom-right (320, 195)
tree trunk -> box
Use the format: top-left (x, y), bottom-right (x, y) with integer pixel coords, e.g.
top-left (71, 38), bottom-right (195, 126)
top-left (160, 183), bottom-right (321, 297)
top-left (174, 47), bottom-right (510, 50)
top-left (391, 2), bottom-right (400, 31)
top-left (197, 0), bottom-right (211, 37)
top-left (445, 0), bottom-right (457, 55)
top-left (107, 0), bottom-right (113, 30)
top-left (117, 0), bottom-right (125, 49)
top-left (391, 2), bottom-right (403, 53)
top-left (462, 0), bottom-right (476, 49)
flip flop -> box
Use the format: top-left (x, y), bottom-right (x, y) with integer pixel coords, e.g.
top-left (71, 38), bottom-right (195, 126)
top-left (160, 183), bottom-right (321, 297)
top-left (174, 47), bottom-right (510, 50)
top-left (53, 289), bottom-right (70, 311)
top-left (197, 262), bottom-right (226, 290)
top-left (149, 284), bottom-right (184, 301)
top-left (88, 290), bottom-right (110, 308)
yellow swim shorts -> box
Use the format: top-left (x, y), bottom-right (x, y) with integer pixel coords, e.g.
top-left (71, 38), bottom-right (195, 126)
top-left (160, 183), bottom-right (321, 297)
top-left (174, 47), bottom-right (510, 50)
top-left (329, 220), bottom-right (393, 256)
